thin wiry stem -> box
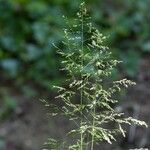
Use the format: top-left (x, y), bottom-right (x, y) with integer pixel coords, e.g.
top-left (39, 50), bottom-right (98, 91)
top-left (91, 106), bottom-right (96, 150)
top-left (80, 4), bottom-right (84, 149)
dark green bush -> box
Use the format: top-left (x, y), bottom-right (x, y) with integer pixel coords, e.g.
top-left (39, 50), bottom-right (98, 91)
top-left (0, 0), bottom-right (149, 88)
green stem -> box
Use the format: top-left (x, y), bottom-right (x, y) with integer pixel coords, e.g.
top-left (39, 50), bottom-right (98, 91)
top-left (86, 131), bottom-right (89, 150)
top-left (91, 107), bottom-right (96, 150)
top-left (80, 6), bottom-right (84, 150)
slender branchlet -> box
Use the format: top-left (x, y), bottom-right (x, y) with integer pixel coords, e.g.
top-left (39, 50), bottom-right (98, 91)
top-left (42, 2), bottom-right (147, 150)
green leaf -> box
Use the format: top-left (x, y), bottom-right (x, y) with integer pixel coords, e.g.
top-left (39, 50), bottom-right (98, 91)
top-left (0, 59), bottom-right (19, 77)
top-left (142, 41), bottom-right (150, 52)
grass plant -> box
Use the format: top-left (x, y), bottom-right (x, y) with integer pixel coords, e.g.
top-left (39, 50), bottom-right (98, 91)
top-left (42, 2), bottom-right (147, 150)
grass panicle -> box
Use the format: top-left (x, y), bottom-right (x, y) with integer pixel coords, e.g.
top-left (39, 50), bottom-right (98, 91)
top-left (43, 2), bottom-right (147, 150)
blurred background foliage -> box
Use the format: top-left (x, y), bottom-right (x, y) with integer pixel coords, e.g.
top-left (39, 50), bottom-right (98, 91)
top-left (0, 0), bottom-right (150, 89)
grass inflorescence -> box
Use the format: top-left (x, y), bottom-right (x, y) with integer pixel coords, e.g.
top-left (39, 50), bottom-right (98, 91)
top-left (42, 2), bottom-right (147, 150)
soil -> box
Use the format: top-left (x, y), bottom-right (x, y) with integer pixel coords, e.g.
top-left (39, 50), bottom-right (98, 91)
top-left (0, 57), bottom-right (150, 150)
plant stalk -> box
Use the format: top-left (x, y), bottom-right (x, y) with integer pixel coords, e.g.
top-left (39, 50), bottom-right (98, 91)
top-left (91, 106), bottom-right (96, 150)
top-left (80, 4), bottom-right (84, 150)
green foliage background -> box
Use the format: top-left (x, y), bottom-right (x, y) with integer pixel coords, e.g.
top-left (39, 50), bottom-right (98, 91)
top-left (0, 0), bottom-right (150, 88)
